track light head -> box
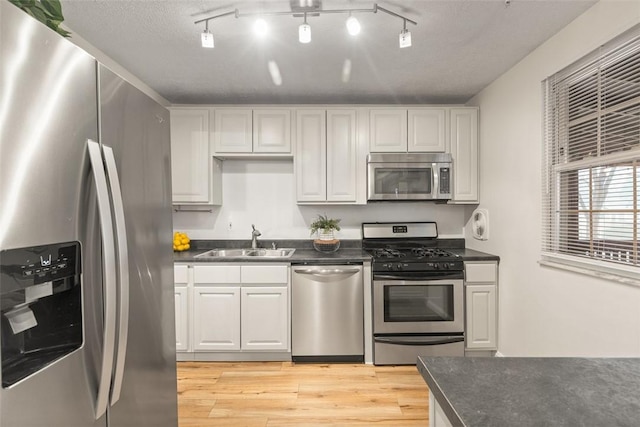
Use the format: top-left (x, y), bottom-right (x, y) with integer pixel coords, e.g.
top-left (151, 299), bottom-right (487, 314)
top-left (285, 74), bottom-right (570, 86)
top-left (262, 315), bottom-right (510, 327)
top-left (299, 13), bottom-right (311, 43)
top-left (201, 30), bottom-right (214, 48)
top-left (254, 18), bottom-right (268, 37)
top-left (346, 16), bottom-right (361, 36)
top-left (399, 28), bottom-right (411, 48)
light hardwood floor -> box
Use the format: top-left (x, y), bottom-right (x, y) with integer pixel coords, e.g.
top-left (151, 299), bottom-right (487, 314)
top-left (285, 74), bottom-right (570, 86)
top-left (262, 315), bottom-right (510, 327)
top-left (177, 362), bottom-right (429, 426)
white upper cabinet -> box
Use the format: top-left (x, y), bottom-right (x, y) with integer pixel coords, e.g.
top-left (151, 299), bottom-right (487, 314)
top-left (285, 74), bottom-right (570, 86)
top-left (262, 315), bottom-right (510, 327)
top-left (296, 109), bottom-right (359, 204)
top-left (370, 108), bottom-right (447, 153)
top-left (449, 108), bottom-right (479, 204)
top-left (408, 108), bottom-right (447, 152)
top-left (369, 109), bottom-right (407, 152)
top-left (326, 109), bottom-right (357, 202)
top-left (295, 110), bottom-right (326, 202)
top-left (253, 109), bottom-right (292, 153)
top-left (170, 108), bottom-right (221, 205)
top-left (213, 108), bottom-right (291, 155)
top-left (213, 109), bottom-right (253, 153)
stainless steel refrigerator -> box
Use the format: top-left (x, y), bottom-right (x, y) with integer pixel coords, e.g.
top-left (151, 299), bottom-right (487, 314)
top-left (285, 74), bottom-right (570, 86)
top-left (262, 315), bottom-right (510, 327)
top-left (0, 2), bottom-right (178, 426)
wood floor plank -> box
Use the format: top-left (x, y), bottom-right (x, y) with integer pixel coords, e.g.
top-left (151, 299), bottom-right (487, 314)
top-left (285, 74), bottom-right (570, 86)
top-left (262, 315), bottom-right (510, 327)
top-left (177, 361), bottom-right (429, 426)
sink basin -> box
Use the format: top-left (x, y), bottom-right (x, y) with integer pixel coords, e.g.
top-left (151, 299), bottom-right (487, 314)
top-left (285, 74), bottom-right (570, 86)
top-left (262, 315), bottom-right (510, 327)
top-left (195, 248), bottom-right (296, 259)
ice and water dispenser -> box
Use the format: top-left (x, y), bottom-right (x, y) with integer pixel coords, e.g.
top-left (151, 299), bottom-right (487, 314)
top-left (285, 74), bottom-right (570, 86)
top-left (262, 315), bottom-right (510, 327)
top-left (0, 242), bottom-right (82, 387)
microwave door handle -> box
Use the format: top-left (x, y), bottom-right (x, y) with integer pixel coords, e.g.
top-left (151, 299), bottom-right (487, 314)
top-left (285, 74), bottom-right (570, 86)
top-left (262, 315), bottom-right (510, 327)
top-left (432, 163), bottom-right (438, 198)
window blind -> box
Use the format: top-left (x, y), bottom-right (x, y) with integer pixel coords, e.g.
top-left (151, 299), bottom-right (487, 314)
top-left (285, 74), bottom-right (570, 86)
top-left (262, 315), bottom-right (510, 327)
top-left (542, 25), bottom-right (640, 278)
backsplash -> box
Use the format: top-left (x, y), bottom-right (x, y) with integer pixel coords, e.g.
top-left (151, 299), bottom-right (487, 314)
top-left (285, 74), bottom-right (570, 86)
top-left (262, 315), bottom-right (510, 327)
top-left (172, 159), bottom-right (468, 240)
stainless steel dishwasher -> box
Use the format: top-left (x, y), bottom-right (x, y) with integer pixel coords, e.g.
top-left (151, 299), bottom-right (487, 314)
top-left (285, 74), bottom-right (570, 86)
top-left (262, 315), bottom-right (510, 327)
top-left (291, 264), bottom-right (364, 362)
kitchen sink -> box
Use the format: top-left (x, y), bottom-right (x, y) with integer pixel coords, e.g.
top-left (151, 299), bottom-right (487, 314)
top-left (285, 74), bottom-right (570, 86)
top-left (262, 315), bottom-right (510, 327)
top-left (195, 248), bottom-right (296, 259)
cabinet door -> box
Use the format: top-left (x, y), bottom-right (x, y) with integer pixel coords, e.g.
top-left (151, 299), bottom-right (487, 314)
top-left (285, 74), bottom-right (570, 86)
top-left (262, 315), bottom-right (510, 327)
top-left (241, 287), bottom-right (289, 351)
top-left (408, 108), bottom-right (446, 152)
top-left (170, 108), bottom-right (210, 203)
top-left (193, 286), bottom-right (241, 351)
top-left (450, 108), bottom-right (479, 203)
top-left (465, 284), bottom-right (497, 350)
top-left (214, 109), bottom-right (253, 153)
top-left (253, 109), bottom-right (291, 153)
top-left (327, 109), bottom-right (357, 202)
top-left (369, 109), bottom-right (407, 152)
top-left (174, 285), bottom-right (189, 352)
top-left (296, 110), bottom-right (327, 202)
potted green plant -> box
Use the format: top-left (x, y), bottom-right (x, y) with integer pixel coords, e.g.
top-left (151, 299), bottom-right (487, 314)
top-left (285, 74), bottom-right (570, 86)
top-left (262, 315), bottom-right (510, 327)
top-left (310, 214), bottom-right (341, 241)
top-left (310, 214), bottom-right (341, 252)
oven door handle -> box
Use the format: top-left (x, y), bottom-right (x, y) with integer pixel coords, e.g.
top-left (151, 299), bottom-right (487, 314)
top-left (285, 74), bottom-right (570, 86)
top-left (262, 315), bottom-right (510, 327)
top-left (375, 335), bottom-right (464, 346)
top-left (373, 273), bottom-right (464, 281)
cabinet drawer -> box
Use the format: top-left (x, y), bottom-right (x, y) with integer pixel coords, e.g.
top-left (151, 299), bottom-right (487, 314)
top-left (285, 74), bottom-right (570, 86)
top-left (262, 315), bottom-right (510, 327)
top-left (465, 263), bottom-right (496, 283)
top-left (174, 265), bottom-right (189, 284)
top-left (241, 265), bottom-right (288, 284)
top-left (194, 265), bottom-right (241, 284)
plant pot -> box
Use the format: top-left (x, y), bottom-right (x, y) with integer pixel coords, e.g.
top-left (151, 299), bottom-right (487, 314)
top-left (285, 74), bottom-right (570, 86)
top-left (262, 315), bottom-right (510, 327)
top-left (317, 229), bottom-right (335, 241)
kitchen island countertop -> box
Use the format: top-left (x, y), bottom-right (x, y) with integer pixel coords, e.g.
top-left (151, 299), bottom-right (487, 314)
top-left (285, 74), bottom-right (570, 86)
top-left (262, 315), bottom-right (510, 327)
top-left (417, 356), bottom-right (640, 427)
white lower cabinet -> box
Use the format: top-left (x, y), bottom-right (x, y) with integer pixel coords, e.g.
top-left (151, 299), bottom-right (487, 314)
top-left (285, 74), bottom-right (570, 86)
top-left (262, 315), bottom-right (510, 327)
top-left (241, 287), bottom-right (289, 350)
top-left (175, 263), bottom-right (290, 359)
top-left (174, 285), bottom-right (189, 352)
top-left (193, 286), bottom-right (241, 351)
top-left (464, 261), bottom-right (498, 352)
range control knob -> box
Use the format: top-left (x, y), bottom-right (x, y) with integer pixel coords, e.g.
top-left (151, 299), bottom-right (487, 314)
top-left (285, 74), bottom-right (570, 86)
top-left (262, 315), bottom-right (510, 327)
top-left (443, 263), bottom-right (450, 270)
top-left (396, 263), bottom-right (404, 271)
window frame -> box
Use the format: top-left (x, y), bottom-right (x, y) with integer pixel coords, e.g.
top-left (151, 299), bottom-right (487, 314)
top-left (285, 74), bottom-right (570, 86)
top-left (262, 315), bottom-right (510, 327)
top-left (542, 25), bottom-right (640, 283)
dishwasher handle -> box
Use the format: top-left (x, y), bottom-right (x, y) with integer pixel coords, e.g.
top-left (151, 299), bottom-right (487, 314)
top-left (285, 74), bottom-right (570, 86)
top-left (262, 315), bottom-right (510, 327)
top-left (294, 268), bottom-right (361, 276)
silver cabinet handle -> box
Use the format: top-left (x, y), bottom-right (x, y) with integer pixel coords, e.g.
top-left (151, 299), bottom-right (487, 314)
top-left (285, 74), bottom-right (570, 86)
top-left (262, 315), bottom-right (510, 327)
top-left (103, 145), bottom-right (129, 405)
top-left (87, 140), bottom-right (117, 420)
top-left (294, 268), bottom-right (361, 275)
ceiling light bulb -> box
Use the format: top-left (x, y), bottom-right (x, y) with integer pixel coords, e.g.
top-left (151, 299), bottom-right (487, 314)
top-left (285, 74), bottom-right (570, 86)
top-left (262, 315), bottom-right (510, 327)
top-left (299, 23), bottom-right (311, 43)
top-left (254, 18), bottom-right (268, 37)
top-left (399, 29), bottom-right (412, 48)
top-left (346, 16), bottom-right (361, 36)
top-left (201, 30), bottom-right (214, 48)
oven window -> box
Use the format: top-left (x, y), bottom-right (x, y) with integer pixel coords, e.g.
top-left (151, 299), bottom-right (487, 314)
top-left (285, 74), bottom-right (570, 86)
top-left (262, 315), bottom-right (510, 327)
top-left (374, 168), bottom-right (431, 195)
top-left (384, 284), bottom-right (454, 322)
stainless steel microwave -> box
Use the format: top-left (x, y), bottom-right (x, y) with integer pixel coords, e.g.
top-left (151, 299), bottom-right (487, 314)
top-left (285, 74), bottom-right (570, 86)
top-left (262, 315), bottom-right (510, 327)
top-left (367, 153), bottom-right (452, 201)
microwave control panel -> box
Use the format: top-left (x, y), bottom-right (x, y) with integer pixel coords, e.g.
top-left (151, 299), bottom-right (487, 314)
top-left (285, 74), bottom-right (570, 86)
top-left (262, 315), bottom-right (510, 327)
top-left (439, 167), bottom-right (451, 194)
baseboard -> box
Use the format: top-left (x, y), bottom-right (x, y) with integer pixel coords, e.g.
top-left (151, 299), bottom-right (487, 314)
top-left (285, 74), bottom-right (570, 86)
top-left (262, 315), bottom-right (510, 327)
top-left (495, 351), bottom-right (505, 357)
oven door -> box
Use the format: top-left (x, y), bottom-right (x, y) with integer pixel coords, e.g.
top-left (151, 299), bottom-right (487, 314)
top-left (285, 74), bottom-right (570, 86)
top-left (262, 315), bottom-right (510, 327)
top-left (373, 275), bottom-right (464, 334)
top-left (367, 162), bottom-right (436, 201)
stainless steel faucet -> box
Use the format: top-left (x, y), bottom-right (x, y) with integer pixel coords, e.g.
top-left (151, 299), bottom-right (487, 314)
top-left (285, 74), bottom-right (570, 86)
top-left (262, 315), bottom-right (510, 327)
top-left (251, 224), bottom-right (261, 249)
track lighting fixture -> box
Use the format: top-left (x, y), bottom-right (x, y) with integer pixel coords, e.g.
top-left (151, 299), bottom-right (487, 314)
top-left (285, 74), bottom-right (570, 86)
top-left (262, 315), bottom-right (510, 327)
top-left (299, 13), bottom-right (311, 44)
top-left (399, 19), bottom-right (412, 48)
top-left (194, 3), bottom-right (416, 48)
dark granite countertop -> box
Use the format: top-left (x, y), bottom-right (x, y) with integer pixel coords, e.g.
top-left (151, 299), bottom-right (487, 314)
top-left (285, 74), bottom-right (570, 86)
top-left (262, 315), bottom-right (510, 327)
top-left (173, 239), bottom-right (499, 264)
top-left (418, 356), bottom-right (640, 427)
top-left (173, 240), bottom-right (371, 264)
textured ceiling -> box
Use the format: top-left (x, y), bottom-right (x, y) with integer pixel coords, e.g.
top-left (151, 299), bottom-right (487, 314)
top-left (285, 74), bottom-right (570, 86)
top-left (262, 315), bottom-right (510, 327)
top-left (59, 0), bottom-right (597, 104)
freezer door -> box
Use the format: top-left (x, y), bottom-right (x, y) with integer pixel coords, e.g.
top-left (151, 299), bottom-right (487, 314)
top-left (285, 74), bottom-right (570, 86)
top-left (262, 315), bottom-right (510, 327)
top-left (98, 65), bottom-right (178, 426)
top-left (0, 2), bottom-right (106, 426)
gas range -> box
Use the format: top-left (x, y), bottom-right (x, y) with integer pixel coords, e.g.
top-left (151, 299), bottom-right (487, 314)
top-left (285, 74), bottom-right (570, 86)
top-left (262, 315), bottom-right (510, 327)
top-left (363, 222), bottom-right (466, 364)
top-left (362, 222), bottom-right (463, 274)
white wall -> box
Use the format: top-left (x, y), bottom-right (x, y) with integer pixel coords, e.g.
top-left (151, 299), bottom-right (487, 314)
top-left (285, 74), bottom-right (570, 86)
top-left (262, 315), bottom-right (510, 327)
top-left (172, 159), bottom-right (466, 240)
top-left (467, 0), bottom-right (640, 356)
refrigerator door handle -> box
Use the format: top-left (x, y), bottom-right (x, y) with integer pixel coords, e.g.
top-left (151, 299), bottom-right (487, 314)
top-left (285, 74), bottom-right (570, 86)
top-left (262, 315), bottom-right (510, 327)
top-left (103, 145), bottom-right (130, 405)
top-left (87, 139), bottom-right (118, 420)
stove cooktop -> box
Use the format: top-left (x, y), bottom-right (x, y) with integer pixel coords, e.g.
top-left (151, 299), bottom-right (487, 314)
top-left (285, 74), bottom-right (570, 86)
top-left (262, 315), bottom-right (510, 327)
top-left (361, 222), bottom-right (464, 273)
